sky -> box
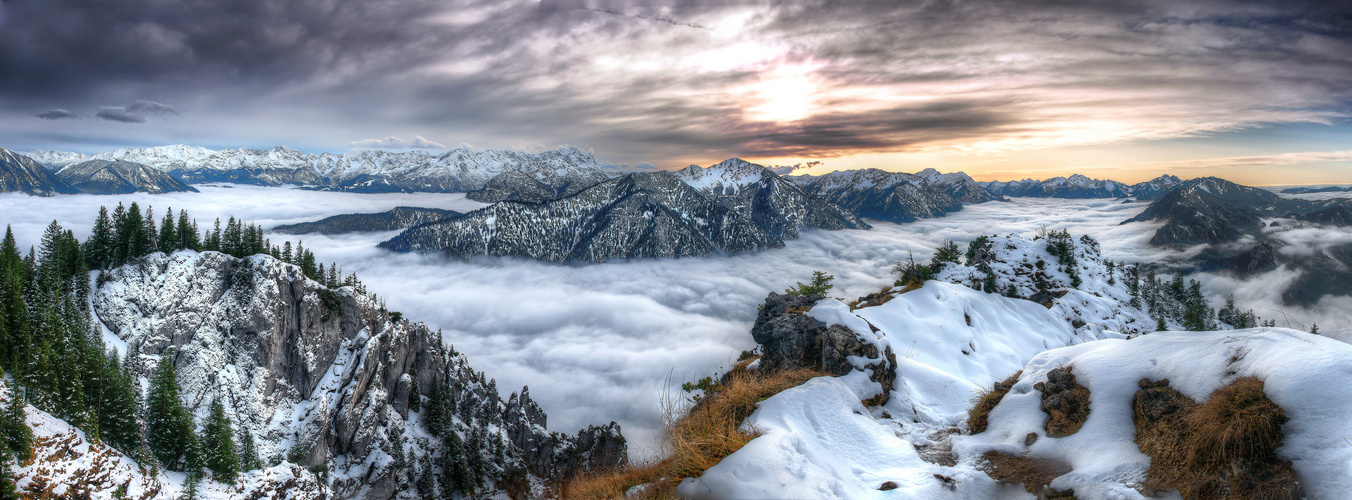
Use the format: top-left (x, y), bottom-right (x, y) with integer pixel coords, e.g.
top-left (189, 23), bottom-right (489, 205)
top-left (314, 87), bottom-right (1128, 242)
top-left (2, 186), bottom-right (1347, 457)
top-left (2, 0), bottom-right (1351, 184)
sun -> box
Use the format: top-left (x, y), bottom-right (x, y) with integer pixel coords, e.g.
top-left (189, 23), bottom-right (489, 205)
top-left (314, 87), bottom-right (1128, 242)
top-left (744, 64), bottom-right (820, 123)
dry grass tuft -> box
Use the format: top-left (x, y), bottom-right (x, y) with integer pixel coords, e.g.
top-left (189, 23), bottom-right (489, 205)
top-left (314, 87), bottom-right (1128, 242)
top-left (562, 359), bottom-right (826, 499)
top-left (967, 371), bottom-right (1021, 434)
top-left (1185, 377), bottom-right (1287, 467)
top-left (848, 285), bottom-right (900, 311)
top-left (1133, 377), bottom-right (1299, 500)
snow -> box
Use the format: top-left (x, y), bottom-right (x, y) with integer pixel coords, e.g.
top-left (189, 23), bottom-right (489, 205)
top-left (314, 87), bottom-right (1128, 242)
top-left (684, 275), bottom-right (1352, 497)
top-left (954, 328), bottom-right (1352, 498)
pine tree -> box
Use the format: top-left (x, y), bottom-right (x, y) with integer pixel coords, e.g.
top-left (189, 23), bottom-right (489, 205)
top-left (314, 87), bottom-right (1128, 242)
top-left (88, 207), bottom-right (114, 270)
top-left (98, 350), bottom-right (143, 455)
top-left (181, 469), bottom-right (201, 500)
top-left (238, 430), bottom-right (261, 472)
top-left (440, 429), bottom-right (473, 497)
top-left (146, 351), bottom-right (199, 470)
top-left (111, 203), bottom-right (129, 266)
top-left (159, 209), bottom-right (178, 255)
top-left (408, 365), bottom-right (421, 412)
top-left (1311, 323), bottom-right (1320, 335)
top-left (1, 382), bottom-right (31, 464)
top-left (932, 239), bottom-right (962, 265)
top-left (201, 397), bottom-right (239, 483)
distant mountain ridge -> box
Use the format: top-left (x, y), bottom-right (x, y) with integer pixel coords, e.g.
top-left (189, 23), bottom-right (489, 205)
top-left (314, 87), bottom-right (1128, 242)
top-left (56, 159), bottom-right (199, 194)
top-left (380, 160), bottom-right (868, 262)
top-left (27, 145), bottom-right (619, 195)
top-left (787, 168), bottom-right (990, 223)
top-left (979, 173), bottom-right (1182, 199)
top-left (272, 207), bottom-right (462, 234)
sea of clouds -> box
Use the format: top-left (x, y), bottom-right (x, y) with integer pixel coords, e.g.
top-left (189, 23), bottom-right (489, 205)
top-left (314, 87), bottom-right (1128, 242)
top-left (1, 186), bottom-right (1347, 458)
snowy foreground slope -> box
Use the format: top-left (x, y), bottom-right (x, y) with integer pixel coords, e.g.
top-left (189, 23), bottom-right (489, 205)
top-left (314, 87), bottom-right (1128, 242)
top-left (680, 234), bottom-right (1345, 498)
top-left (23, 250), bottom-right (625, 498)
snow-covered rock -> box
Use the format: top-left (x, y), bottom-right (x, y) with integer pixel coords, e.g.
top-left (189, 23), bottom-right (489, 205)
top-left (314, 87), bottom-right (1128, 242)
top-left (932, 234), bottom-right (1158, 336)
top-left (92, 250), bottom-right (625, 498)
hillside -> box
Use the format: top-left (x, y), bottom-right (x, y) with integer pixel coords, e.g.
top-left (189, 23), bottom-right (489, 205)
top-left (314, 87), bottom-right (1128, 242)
top-left (271, 207), bottom-right (463, 235)
top-left (56, 159), bottom-right (199, 194)
top-left (672, 233), bottom-right (1339, 498)
top-left (0, 148), bottom-right (80, 196)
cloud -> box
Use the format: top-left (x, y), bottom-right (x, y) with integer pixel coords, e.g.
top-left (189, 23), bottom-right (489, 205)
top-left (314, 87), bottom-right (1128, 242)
top-left (4, 0), bottom-right (1352, 164)
top-left (1142, 150), bottom-right (1352, 171)
top-left (15, 185), bottom-right (1343, 460)
top-left (349, 135), bottom-right (448, 149)
top-left (767, 160), bottom-right (821, 175)
top-left (95, 100), bottom-right (178, 123)
top-left (35, 109), bottom-right (78, 120)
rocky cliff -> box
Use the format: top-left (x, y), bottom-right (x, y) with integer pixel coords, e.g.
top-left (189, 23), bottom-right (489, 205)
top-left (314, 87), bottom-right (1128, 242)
top-left (93, 251), bottom-right (624, 498)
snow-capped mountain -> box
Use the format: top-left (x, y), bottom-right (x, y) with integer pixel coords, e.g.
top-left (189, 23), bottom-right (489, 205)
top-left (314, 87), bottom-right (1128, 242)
top-left (1127, 176), bottom-right (1290, 246)
top-left (27, 145), bottom-right (617, 194)
top-left (981, 174), bottom-right (1182, 199)
top-left (787, 168), bottom-right (994, 223)
top-left (380, 162), bottom-right (867, 262)
top-left (55, 159), bottom-right (199, 194)
top-left (0, 147), bottom-right (80, 196)
top-left (673, 158), bottom-right (867, 239)
top-left (270, 207), bottom-right (463, 235)
top-left (92, 251), bottom-right (625, 498)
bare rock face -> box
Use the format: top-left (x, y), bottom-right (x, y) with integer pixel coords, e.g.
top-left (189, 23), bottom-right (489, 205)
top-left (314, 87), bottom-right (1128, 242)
top-left (751, 291), bottom-right (895, 402)
top-left (94, 251), bottom-right (624, 498)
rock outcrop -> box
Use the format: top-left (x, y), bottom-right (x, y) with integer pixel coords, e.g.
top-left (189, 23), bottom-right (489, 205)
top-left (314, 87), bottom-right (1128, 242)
top-left (750, 291), bottom-right (895, 403)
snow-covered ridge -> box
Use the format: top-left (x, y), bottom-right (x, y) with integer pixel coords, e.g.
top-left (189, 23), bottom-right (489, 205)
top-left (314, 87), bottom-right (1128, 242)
top-left (681, 232), bottom-right (1335, 498)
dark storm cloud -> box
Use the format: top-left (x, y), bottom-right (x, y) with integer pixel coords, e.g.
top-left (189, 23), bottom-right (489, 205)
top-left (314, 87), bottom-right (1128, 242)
top-left (3, 0), bottom-right (1351, 161)
top-left (35, 109), bottom-right (78, 120)
top-left (95, 100), bottom-right (178, 123)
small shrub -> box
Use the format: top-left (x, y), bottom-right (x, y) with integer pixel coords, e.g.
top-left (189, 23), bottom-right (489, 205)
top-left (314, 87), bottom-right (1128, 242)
top-left (893, 252), bottom-right (931, 286)
top-left (967, 372), bottom-right (1021, 434)
top-left (786, 271), bottom-right (834, 298)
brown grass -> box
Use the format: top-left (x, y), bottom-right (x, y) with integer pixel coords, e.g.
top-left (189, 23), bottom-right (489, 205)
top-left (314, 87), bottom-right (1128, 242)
top-left (980, 450), bottom-right (1072, 495)
top-left (848, 285), bottom-right (900, 311)
top-left (562, 359), bottom-right (826, 499)
top-left (1133, 377), bottom-right (1299, 500)
top-left (967, 371), bottom-right (1021, 434)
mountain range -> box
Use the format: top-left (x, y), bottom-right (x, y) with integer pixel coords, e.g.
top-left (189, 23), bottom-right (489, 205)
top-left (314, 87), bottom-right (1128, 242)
top-left (379, 163), bottom-right (870, 261)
